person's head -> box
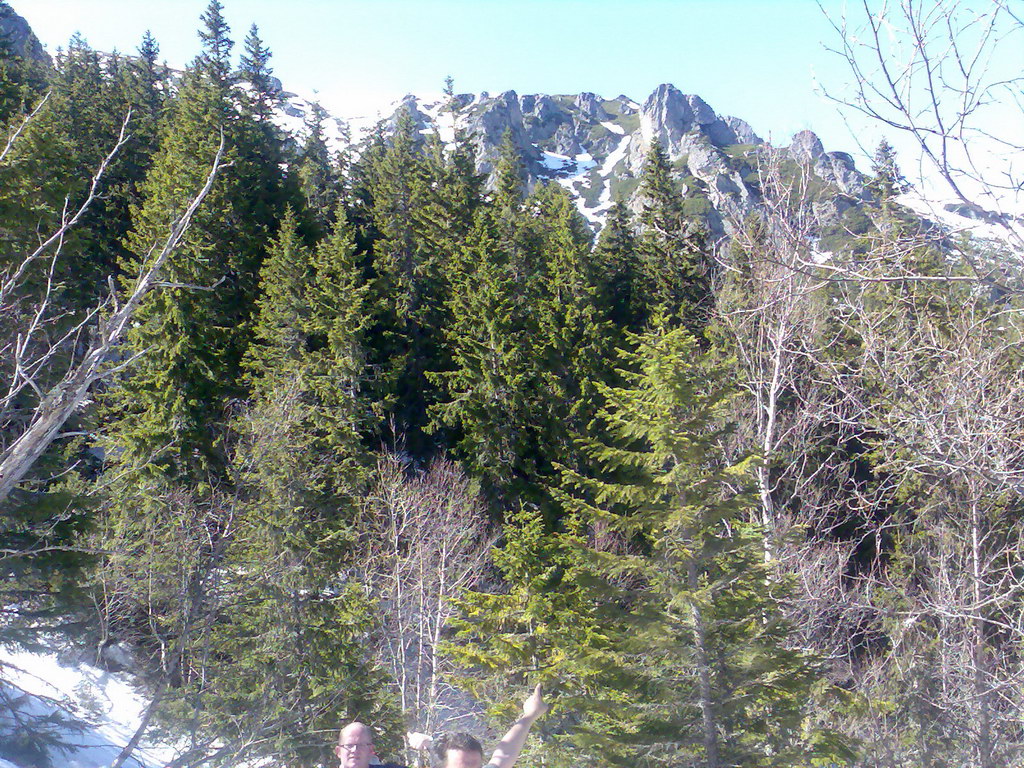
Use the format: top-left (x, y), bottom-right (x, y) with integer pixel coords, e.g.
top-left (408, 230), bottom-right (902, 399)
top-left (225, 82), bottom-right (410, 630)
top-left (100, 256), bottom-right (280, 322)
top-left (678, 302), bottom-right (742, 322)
top-left (336, 722), bottom-right (375, 768)
top-left (436, 732), bottom-right (485, 768)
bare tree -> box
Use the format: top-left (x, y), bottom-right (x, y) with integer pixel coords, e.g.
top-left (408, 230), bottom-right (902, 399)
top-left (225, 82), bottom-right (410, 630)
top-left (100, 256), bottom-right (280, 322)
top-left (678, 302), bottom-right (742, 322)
top-left (718, 148), bottom-right (837, 538)
top-left (811, 9), bottom-right (1024, 759)
top-left (717, 129), bottom-right (1024, 765)
top-left (848, 282), bottom-right (1024, 768)
top-left (717, 147), bottom-right (896, 565)
top-left (0, 122), bottom-right (226, 504)
top-left (822, 0), bottom-right (1024, 250)
top-left (361, 453), bottom-right (493, 743)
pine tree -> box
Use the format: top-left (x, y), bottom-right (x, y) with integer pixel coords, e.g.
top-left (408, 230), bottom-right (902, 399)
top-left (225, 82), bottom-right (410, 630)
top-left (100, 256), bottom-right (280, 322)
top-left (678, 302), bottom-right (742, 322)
top-left (413, 91), bottom-right (483, 448)
top-left (446, 503), bottom-right (608, 768)
top-left (434, 156), bottom-right (611, 513)
top-left (636, 141), bottom-right (711, 337)
top-left (867, 138), bottom-right (909, 203)
top-left (438, 76), bottom-right (483, 233)
top-left (593, 199), bottom-right (640, 332)
top-left (0, 30), bottom-right (165, 661)
top-left (361, 107), bottom-right (445, 453)
top-left (113, 31), bottom-right (168, 208)
top-left (91, 9), bottom-right (292, 754)
top-left (492, 130), bottom-right (540, 272)
top-left (526, 183), bottom-right (611, 501)
top-left (240, 208), bottom-right (311, 377)
top-left (0, 33), bottom-right (131, 304)
top-left (431, 136), bottom-right (530, 496)
top-left (430, 207), bottom-right (539, 502)
top-left (102, 77), bottom-right (240, 478)
top-left (549, 326), bottom-right (849, 768)
top-left (101, 3), bottom-right (290, 479)
top-left (303, 205), bottom-right (379, 461)
top-left (197, 0), bottom-right (232, 84)
top-left (296, 100), bottom-right (343, 234)
top-left (233, 22), bottom-right (295, 297)
top-left (0, 31), bottom-right (164, 518)
top-left (238, 24), bottom-right (277, 123)
top-left (177, 210), bottom-right (389, 765)
top-left (865, 138), bottom-right (917, 234)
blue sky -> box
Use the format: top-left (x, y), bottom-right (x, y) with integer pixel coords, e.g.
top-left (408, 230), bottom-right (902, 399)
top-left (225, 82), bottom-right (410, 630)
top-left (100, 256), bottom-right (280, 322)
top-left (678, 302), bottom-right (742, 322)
top-left (15, 1), bottom-right (888, 161)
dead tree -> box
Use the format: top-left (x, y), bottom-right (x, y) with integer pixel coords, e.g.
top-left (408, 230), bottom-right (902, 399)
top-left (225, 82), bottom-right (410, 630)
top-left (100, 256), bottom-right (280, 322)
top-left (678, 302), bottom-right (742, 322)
top-left (0, 122), bottom-right (226, 504)
top-left (361, 453), bottom-right (492, 741)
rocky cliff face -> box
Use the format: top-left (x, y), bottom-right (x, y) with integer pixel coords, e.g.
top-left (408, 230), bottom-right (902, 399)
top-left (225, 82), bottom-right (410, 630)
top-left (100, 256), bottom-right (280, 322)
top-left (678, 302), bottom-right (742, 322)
top-left (326, 82), bottom-right (870, 240)
top-left (0, 3), bottom-right (51, 68)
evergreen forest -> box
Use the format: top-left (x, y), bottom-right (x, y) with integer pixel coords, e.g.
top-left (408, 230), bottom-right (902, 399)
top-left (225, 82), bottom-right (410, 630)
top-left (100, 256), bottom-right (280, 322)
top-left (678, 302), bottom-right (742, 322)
top-left (2, 2), bottom-right (1023, 767)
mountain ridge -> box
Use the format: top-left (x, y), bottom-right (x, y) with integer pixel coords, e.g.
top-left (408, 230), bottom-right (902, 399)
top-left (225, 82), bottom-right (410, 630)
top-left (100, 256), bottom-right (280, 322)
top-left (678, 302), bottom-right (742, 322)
top-left (298, 82), bottom-right (869, 239)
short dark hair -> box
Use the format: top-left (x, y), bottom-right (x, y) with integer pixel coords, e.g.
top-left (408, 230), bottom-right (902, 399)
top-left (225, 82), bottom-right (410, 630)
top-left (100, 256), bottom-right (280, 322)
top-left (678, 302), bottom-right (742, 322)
top-left (435, 732), bottom-right (484, 761)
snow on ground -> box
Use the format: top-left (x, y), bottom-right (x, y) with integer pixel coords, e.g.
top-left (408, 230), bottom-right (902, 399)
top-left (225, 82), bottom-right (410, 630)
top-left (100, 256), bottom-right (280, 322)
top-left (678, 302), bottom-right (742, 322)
top-left (539, 150), bottom-right (606, 224)
top-left (0, 645), bottom-right (176, 768)
top-left (600, 120), bottom-right (625, 135)
top-left (412, 94), bottom-right (456, 143)
top-left (897, 190), bottom-right (1024, 245)
top-left (539, 150), bottom-right (573, 173)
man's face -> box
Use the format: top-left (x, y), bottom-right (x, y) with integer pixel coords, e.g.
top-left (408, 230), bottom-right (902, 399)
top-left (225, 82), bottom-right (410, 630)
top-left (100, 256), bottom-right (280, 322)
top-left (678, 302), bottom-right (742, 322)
top-left (445, 748), bottom-right (485, 768)
top-left (336, 724), bottom-right (374, 768)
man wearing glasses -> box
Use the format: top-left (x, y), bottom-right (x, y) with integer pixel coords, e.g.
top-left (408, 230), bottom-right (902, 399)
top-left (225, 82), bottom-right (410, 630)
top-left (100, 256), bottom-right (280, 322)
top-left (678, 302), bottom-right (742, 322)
top-left (337, 686), bottom-right (546, 768)
top-left (336, 722), bottom-right (405, 768)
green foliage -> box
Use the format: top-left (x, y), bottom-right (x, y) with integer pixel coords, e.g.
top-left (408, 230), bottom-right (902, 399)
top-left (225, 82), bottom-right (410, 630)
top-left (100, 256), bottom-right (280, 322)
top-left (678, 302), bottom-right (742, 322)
top-left (636, 141), bottom-right (712, 336)
top-left (433, 163), bottom-right (611, 514)
top-left (552, 326), bottom-right (850, 768)
top-left (450, 326), bottom-right (850, 768)
top-left (866, 139), bottom-right (908, 202)
top-left (102, 63), bottom-right (245, 480)
top-left (0, 31), bottom-right (169, 653)
top-left (0, 16), bottom-right (1017, 765)
top-left (197, 0), bottom-right (233, 83)
top-left (102, 5), bottom-right (289, 482)
top-left (296, 100), bottom-right (344, 233)
top-left (593, 199), bottom-right (640, 332)
top-left (681, 193), bottom-right (712, 219)
top-left (446, 504), bottom-right (611, 768)
top-left (238, 24), bottom-right (277, 122)
top-left (359, 107), bottom-right (453, 452)
top-left (430, 205), bottom-right (540, 502)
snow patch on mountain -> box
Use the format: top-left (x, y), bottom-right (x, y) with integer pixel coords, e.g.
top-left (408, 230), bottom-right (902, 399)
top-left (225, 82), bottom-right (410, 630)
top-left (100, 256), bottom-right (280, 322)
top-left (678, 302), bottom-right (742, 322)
top-left (897, 190), bottom-right (1024, 244)
top-left (274, 91), bottom-right (350, 151)
top-left (539, 150), bottom-right (596, 177)
top-left (600, 133), bottom-right (631, 178)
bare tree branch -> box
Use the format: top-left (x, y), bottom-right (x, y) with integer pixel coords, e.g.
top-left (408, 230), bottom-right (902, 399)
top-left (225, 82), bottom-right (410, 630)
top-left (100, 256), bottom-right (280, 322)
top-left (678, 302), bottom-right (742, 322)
top-left (0, 131), bottom-right (227, 504)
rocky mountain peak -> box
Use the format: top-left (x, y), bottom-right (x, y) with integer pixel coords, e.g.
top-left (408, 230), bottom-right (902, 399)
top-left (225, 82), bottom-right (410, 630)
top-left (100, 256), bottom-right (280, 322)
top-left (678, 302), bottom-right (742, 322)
top-left (640, 83), bottom-right (760, 160)
top-left (321, 83), bottom-right (870, 239)
top-left (790, 129), bottom-right (825, 163)
top-left (788, 128), bottom-right (865, 199)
